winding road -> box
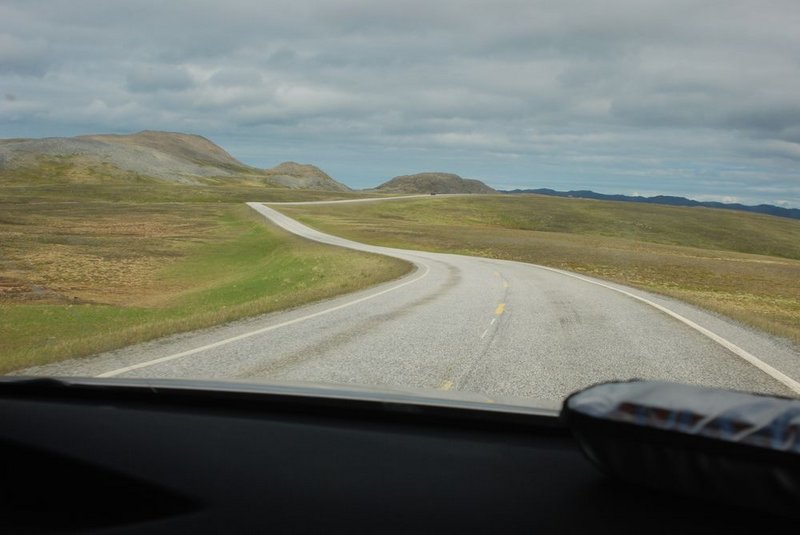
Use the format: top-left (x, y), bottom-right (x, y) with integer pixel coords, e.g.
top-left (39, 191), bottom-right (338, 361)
top-left (20, 197), bottom-right (800, 404)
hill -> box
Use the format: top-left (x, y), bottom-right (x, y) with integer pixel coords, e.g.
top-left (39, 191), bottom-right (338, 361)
top-left (0, 131), bottom-right (350, 191)
top-left (373, 172), bottom-right (495, 194)
top-left (263, 161), bottom-right (350, 191)
top-left (278, 194), bottom-right (800, 343)
top-left (504, 188), bottom-right (800, 221)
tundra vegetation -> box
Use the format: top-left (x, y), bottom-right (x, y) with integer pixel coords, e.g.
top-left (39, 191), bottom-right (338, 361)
top-left (0, 184), bottom-right (409, 373)
top-left (278, 195), bottom-right (800, 344)
top-left (3, 153), bottom-right (798, 373)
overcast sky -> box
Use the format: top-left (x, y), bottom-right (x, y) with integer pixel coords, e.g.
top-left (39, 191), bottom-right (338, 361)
top-left (2, 1), bottom-right (799, 206)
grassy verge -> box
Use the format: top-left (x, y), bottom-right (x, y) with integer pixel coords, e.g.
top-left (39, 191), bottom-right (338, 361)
top-left (0, 182), bottom-right (387, 204)
top-left (0, 197), bottom-right (410, 373)
top-left (278, 195), bottom-right (800, 343)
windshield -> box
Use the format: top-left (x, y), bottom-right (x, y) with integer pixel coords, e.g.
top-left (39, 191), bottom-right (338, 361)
top-left (2, 0), bottom-right (799, 407)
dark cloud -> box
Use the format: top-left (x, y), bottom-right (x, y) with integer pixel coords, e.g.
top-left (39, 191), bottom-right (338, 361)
top-left (126, 65), bottom-right (194, 93)
top-left (0, 34), bottom-right (51, 76)
top-left (1, 0), bottom-right (799, 205)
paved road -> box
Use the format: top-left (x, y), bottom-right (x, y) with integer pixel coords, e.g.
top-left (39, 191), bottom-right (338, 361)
top-left (18, 198), bottom-right (800, 404)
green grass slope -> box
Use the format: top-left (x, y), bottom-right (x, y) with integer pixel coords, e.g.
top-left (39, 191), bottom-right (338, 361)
top-left (279, 194), bottom-right (800, 343)
top-left (0, 186), bottom-right (410, 373)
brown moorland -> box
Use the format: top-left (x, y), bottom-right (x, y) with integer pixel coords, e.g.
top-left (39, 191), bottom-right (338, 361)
top-left (278, 194), bottom-right (800, 343)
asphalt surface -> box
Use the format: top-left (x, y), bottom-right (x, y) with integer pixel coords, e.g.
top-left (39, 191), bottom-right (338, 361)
top-left (18, 198), bottom-right (800, 404)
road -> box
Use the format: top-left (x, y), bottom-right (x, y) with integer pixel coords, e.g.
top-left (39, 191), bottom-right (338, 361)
top-left (19, 198), bottom-right (800, 404)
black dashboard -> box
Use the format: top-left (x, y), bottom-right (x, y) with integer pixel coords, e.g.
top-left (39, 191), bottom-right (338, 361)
top-left (0, 377), bottom-right (790, 533)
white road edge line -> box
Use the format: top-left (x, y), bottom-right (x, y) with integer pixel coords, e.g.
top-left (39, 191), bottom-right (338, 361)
top-left (96, 263), bottom-right (429, 378)
top-left (270, 197), bottom-right (800, 394)
top-left (98, 196), bottom-right (800, 395)
top-left (96, 201), bottom-right (432, 378)
top-left (272, 194), bottom-right (435, 206)
top-left (529, 264), bottom-right (800, 395)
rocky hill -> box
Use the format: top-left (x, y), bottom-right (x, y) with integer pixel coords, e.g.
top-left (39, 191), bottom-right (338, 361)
top-left (0, 131), bottom-right (350, 191)
top-left (263, 162), bottom-right (350, 191)
top-left (374, 172), bottom-right (495, 194)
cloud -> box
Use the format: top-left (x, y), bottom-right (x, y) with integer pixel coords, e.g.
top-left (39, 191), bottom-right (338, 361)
top-left (0, 0), bottom-right (799, 205)
top-left (0, 33), bottom-right (50, 76)
top-left (126, 65), bottom-right (194, 93)
top-left (208, 68), bottom-right (262, 88)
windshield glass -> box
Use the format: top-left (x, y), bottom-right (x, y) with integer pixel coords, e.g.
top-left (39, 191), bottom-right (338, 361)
top-left (2, 0), bottom-right (799, 406)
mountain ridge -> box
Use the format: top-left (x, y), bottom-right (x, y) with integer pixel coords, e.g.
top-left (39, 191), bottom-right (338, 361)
top-left (0, 131), bottom-right (351, 191)
top-left (503, 188), bottom-right (800, 220)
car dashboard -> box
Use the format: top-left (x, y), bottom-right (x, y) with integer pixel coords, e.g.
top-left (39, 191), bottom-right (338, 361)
top-left (0, 377), bottom-right (790, 533)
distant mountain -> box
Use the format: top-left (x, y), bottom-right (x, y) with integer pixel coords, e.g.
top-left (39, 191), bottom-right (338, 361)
top-left (374, 172), bottom-right (495, 194)
top-left (504, 188), bottom-right (800, 221)
top-left (263, 161), bottom-right (350, 191)
top-left (0, 131), bottom-right (350, 191)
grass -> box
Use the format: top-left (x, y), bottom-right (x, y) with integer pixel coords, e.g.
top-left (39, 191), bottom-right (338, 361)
top-left (0, 182), bottom-right (385, 204)
top-left (0, 155), bottom-right (157, 185)
top-left (278, 194), bottom-right (800, 343)
top-left (0, 191), bottom-right (410, 373)
top-left (4, 182), bottom-right (797, 372)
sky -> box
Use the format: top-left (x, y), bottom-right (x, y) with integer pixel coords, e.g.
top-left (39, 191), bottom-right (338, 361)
top-left (1, 1), bottom-right (799, 206)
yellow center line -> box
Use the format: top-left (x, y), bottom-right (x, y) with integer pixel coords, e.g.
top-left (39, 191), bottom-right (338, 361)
top-left (495, 271), bottom-right (510, 288)
top-left (495, 303), bottom-right (506, 315)
top-left (439, 380), bottom-right (454, 391)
